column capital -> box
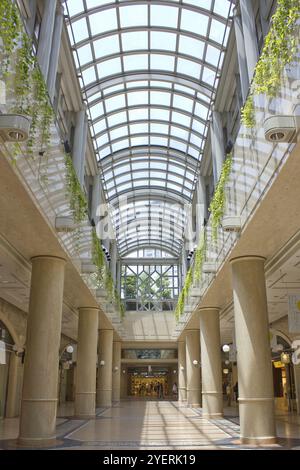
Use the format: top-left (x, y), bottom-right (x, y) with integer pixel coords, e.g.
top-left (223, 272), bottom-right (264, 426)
top-left (230, 255), bottom-right (266, 265)
top-left (30, 255), bottom-right (66, 264)
top-left (78, 306), bottom-right (100, 312)
top-left (198, 307), bottom-right (220, 313)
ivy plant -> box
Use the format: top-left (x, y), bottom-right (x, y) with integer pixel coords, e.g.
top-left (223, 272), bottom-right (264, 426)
top-left (91, 229), bottom-right (124, 319)
top-left (208, 154), bottom-right (233, 242)
top-left (0, 0), bottom-right (20, 75)
top-left (193, 234), bottom-right (206, 283)
top-left (0, 3), bottom-right (54, 160)
top-left (64, 153), bottom-right (88, 223)
top-left (241, 0), bottom-right (300, 128)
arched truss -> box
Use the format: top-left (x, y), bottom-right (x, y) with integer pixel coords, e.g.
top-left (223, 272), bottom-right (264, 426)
top-left (65, 0), bottom-right (233, 256)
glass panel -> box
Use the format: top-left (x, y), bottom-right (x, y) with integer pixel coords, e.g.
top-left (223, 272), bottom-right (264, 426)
top-left (178, 36), bottom-right (204, 59)
top-left (150, 123), bottom-right (169, 135)
top-left (107, 111), bottom-right (127, 127)
top-left (150, 92), bottom-right (171, 106)
top-left (71, 19), bottom-right (89, 43)
top-left (112, 139), bottom-right (129, 153)
top-left (150, 32), bottom-right (177, 51)
top-left (94, 35), bottom-right (120, 58)
top-left (97, 58), bottom-right (122, 78)
top-left (89, 10), bottom-right (118, 35)
top-left (130, 123), bottom-right (149, 135)
top-left (120, 5), bottom-right (148, 28)
top-left (122, 32), bottom-right (148, 51)
top-left (129, 109), bottom-right (149, 121)
top-left (77, 44), bottom-right (93, 65)
top-left (150, 5), bottom-right (179, 28)
top-left (180, 10), bottom-right (208, 35)
top-left (123, 54), bottom-right (148, 71)
top-left (171, 111), bottom-right (191, 128)
top-left (110, 125), bottom-right (128, 141)
top-left (172, 95), bottom-right (193, 113)
top-left (209, 19), bottom-right (226, 44)
top-left (150, 109), bottom-right (170, 122)
top-left (151, 54), bottom-right (175, 72)
top-left (206, 45), bottom-right (220, 67)
top-left (67, 0), bottom-right (84, 16)
top-left (127, 91), bottom-right (148, 106)
top-left (177, 58), bottom-right (201, 79)
top-left (105, 94), bottom-right (126, 113)
top-left (82, 66), bottom-right (96, 85)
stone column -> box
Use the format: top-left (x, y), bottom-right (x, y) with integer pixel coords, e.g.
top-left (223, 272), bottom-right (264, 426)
top-left (72, 107), bottom-right (87, 186)
top-left (231, 256), bottom-right (276, 445)
top-left (37, 0), bottom-right (57, 79)
top-left (210, 111), bottom-right (224, 185)
top-left (233, 8), bottom-right (250, 103)
top-left (91, 174), bottom-right (101, 226)
top-left (199, 308), bottom-right (223, 418)
top-left (116, 260), bottom-right (121, 294)
top-left (26, 0), bottom-right (37, 37)
top-left (6, 353), bottom-right (23, 418)
top-left (97, 329), bottom-right (113, 407)
top-left (239, 0), bottom-right (259, 82)
top-left (112, 341), bottom-right (121, 402)
top-left (18, 256), bottom-right (65, 445)
top-left (196, 175), bottom-right (207, 244)
top-left (75, 307), bottom-right (99, 418)
top-left (47, 4), bottom-right (64, 102)
top-left (178, 341), bottom-right (187, 402)
top-left (110, 241), bottom-right (117, 284)
top-left (185, 330), bottom-right (201, 407)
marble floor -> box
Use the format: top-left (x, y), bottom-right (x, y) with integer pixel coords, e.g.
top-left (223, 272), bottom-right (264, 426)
top-left (0, 400), bottom-right (300, 450)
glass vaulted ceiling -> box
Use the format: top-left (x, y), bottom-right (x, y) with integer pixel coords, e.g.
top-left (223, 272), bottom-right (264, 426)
top-left (65, 0), bottom-right (233, 257)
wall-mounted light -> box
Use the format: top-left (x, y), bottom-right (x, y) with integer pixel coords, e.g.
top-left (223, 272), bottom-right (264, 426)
top-left (192, 359), bottom-right (199, 366)
top-left (173, 370), bottom-right (177, 374)
top-left (223, 368), bottom-right (229, 374)
top-left (281, 352), bottom-right (290, 364)
top-left (180, 365), bottom-right (185, 371)
top-left (100, 360), bottom-right (105, 366)
top-left (0, 114), bottom-right (31, 142)
top-left (225, 359), bottom-right (230, 365)
top-left (222, 344), bottom-right (230, 353)
top-left (66, 345), bottom-right (74, 354)
top-left (122, 369), bottom-right (126, 374)
top-left (114, 366), bottom-right (119, 371)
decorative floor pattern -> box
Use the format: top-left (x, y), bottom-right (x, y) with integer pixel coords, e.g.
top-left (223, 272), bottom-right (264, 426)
top-left (0, 401), bottom-right (300, 450)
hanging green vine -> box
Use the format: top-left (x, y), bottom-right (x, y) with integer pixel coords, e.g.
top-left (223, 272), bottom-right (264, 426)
top-left (175, 267), bottom-right (193, 321)
top-left (0, 3), bottom-right (54, 159)
top-left (64, 153), bottom-right (88, 223)
top-left (193, 234), bottom-right (206, 283)
top-left (208, 154), bottom-right (233, 242)
top-left (0, 0), bottom-right (20, 75)
top-left (241, 0), bottom-right (300, 128)
top-left (91, 229), bottom-right (124, 318)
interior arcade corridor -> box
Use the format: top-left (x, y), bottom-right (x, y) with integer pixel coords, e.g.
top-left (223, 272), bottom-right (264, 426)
top-left (1, 0), bottom-right (300, 454)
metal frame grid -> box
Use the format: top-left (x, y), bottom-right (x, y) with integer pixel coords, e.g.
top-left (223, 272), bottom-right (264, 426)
top-left (65, 0), bottom-right (233, 257)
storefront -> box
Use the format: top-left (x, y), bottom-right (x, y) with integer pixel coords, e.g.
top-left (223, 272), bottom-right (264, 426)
top-left (126, 366), bottom-right (176, 399)
top-left (0, 321), bottom-right (14, 418)
top-left (272, 335), bottom-right (297, 412)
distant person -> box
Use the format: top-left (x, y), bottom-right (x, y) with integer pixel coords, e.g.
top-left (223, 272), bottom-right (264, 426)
top-left (158, 382), bottom-right (163, 399)
top-left (172, 382), bottom-right (178, 399)
top-left (226, 383), bottom-right (232, 407)
top-left (233, 382), bottom-right (239, 402)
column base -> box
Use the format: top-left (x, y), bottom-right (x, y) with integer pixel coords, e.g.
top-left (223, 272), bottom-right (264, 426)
top-left (240, 436), bottom-right (277, 446)
top-left (17, 437), bottom-right (62, 448)
top-left (97, 389), bottom-right (112, 407)
top-left (202, 413), bottom-right (223, 419)
top-left (188, 403), bottom-right (201, 408)
top-left (73, 413), bottom-right (95, 420)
